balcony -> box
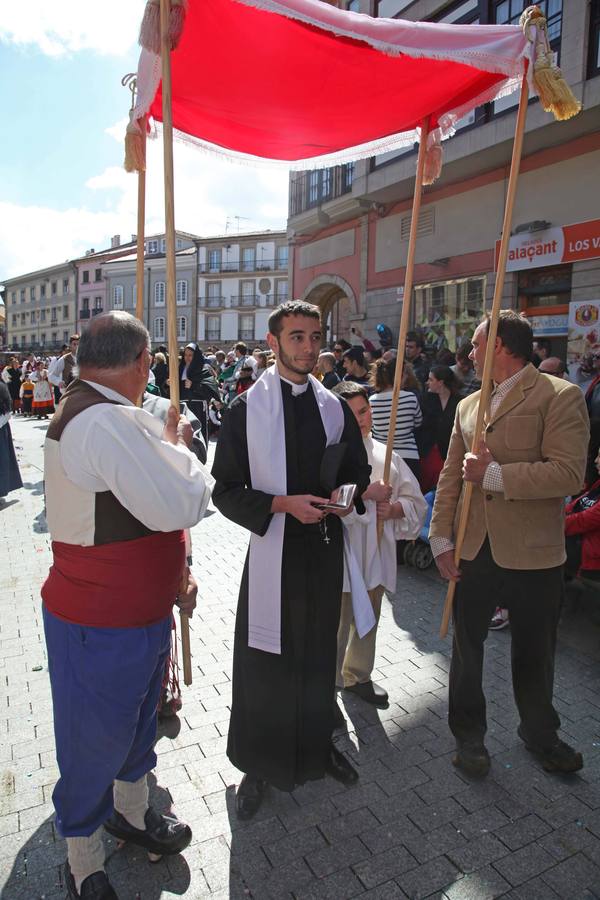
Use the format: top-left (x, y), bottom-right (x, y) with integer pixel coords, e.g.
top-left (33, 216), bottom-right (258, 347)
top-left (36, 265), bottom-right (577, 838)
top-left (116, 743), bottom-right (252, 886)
top-left (239, 294), bottom-right (272, 307)
top-left (206, 330), bottom-right (221, 341)
top-left (92, 307), bottom-right (103, 316)
top-left (200, 258), bottom-right (282, 274)
top-left (238, 330), bottom-right (254, 341)
top-left (80, 309), bottom-right (91, 319)
top-left (204, 296), bottom-right (224, 308)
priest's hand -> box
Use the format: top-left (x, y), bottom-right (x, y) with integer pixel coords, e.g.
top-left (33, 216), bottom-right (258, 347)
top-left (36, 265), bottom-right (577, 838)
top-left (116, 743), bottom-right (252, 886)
top-left (377, 500), bottom-right (404, 521)
top-left (462, 441), bottom-right (493, 484)
top-left (435, 549), bottom-right (461, 582)
top-left (163, 405), bottom-right (192, 448)
top-left (176, 567), bottom-right (198, 618)
top-left (272, 494), bottom-right (327, 524)
top-left (363, 480), bottom-right (392, 503)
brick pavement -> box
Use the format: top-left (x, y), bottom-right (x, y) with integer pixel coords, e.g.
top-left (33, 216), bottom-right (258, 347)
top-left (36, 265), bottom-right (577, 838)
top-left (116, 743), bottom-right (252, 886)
top-left (1, 414), bottom-right (600, 899)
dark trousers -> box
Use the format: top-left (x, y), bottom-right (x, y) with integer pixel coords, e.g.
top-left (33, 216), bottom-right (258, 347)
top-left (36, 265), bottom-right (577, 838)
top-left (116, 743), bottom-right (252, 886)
top-left (449, 539), bottom-right (562, 749)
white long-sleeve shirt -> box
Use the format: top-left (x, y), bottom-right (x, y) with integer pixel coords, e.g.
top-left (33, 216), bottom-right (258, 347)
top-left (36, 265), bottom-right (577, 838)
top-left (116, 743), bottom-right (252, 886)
top-left (56, 380), bottom-right (214, 538)
top-left (342, 435), bottom-right (427, 593)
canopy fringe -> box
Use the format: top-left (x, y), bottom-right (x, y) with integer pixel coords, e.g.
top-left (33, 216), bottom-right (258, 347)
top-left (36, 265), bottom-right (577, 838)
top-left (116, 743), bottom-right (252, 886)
top-left (139, 0), bottom-right (188, 55)
top-left (520, 5), bottom-right (581, 121)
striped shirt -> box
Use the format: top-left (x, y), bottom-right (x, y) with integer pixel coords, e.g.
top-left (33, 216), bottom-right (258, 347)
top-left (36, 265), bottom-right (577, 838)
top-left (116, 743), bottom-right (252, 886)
top-left (369, 390), bottom-right (423, 459)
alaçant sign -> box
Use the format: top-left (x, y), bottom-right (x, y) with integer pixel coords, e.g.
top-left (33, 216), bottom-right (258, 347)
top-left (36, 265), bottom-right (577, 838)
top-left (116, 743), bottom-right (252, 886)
top-left (495, 218), bottom-right (600, 272)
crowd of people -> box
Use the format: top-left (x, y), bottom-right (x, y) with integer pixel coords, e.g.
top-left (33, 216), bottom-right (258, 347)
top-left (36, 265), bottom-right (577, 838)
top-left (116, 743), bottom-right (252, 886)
top-left (1, 304), bottom-right (599, 898)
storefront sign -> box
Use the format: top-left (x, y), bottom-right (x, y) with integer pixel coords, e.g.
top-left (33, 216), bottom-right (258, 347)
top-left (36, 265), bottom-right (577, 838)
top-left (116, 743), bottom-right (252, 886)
top-left (527, 314), bottom-right (568, 337)
top-left (567, 299), bottom-right (600, 364)
top-left (495, 218), bottom-right (600, 272)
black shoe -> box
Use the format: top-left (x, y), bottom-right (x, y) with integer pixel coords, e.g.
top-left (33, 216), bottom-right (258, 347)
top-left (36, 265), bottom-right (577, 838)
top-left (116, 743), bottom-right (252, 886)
top-left (325, 744), bottom-right (359, 785)
top-left (452, 741), bottom-right (490, 777)
top-left (518, 726), bottom-right (583, 773)
top-left (333, 699), bottom-right (346, 729)
top-left (64, 862), bottom-right (118, 899)
top-left (235, 774), bottom-right (268, 821)
top-left (344, 680), bottom-right (388, 707)
top-left (104, 807), bottom-right (191, 860)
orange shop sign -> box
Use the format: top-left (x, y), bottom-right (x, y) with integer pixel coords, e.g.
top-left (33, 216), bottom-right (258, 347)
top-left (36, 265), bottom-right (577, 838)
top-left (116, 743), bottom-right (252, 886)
top-left (495, 218), bottom-right (600, 272)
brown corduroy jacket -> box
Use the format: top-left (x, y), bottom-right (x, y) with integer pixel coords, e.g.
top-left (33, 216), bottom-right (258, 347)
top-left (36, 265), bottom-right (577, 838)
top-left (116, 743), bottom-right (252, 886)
top-left (430, 363), bottom-right (589, 570)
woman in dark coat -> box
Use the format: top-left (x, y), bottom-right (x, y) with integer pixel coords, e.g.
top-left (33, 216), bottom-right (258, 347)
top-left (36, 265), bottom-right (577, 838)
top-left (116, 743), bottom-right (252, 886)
top-left (5, 358), bottom-right (23, 413)
top-left (178, 343), bottom-right (221, 441)
top-left (0, 382), bottom-right (23, 501)
top-left (417, 364), bottom-right (461, 493)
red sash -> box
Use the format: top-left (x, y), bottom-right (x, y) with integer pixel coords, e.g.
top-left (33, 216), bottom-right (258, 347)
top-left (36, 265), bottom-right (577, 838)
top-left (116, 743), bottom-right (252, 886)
top-left (42, 531), bottom-right (185, 628)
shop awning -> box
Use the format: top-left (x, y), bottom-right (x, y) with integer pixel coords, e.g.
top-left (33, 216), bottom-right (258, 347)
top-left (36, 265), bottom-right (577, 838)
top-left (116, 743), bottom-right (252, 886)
top-left (133, 0), bottom-right (535, 168)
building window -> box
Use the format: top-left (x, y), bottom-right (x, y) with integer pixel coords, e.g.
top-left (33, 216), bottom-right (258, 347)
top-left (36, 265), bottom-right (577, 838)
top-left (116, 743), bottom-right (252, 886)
top-left (176, 238), bottom-right (183, 249)
top-left (94, 296), bottom-right (102, 311)
top-left (51, 281), bottom-right (58, 296)
top-left (161, 239), bottom-right (166, 253)
top-left (276, 246), bottom-right (289, 270)
top-left (414, 275), bottom-right (486, 351)
top-left (11, 314), bottom-right (16, 325)
top-left (289, 164), bottom-right (355, 216)
top-left (30, 286), bottom-right (36, 301)
top-left (147, 240), bottom-right (159, 254)
top-left (113, 285), bottom-right (124, 309)
top-left (208, 249), bottom-right (221, 273)
top-left (21, 313), bottom-right (26, 324)
top-left (518, 264), bottom-right (571, 312)
top-left (207, 282), bottom-right (221, 307)
top-left (82, 297), bottom-right (90, 311)
top-left (82, 271), bottom-right (90, 284)
top-left (51, 308), bottom-right (57, 324)
top-left (40, 310), bottom-right (46, 323)
top-left (21, 335), bottom-right (26, 347)
top-left (275, 280), bottom-right (289, 303)
top-left (206, 315), bottom-right (220, 340)
top-left (177, 316), bottom-right (187, 341)
top-left (154, 282), bottom-right (165, 306)
top-left (30, 311), bottom-right (36, 324)
top-left (63, 331), bottom-right (69, 344)
top-left (40, 333), bottom-right (46, 345)
top-left (63, 278), bottom-right (69, 294)
top-left (240, 281), bottom-right (255, 306)
top-left (95, 269), bottom-right (102, 282)
top-left (176, 280), bottom-right (188, 305)
top-left (239, 314), bottom-right (254, 341)
top-left (20, 289), bottom-right (25, 302)
top-left (11, 291), bottom-right (16, 304)
top-left (31, 334), bottom-right (36, 345)
top-left (242, 248), bottom-right (255, 272)
top-left (51, 332), bottom-right (57, 344)
top-left (154, 317), bottom-right (165, 341)
top-left (376, 0), bottom-right (413, 15)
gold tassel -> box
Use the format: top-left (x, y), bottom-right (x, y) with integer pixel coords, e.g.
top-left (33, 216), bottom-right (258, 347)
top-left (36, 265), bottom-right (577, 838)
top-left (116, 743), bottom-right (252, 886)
top-left (168, 0), bottom-right (187, 50)
top-left (124, 112), bottom-right (146, 174)
top-left (423, 133), bottom-right (442, 185)
top-left (139, 0), bottom-right (161, 55)
top-left (520, 5), bottom-right (581, 121)
top-left (139, 0), bottom-right (187, 54)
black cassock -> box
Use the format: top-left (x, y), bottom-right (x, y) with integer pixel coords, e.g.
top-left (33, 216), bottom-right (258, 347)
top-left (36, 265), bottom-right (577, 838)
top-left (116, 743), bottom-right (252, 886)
top-left (212, 380), bottom-right (370, 791)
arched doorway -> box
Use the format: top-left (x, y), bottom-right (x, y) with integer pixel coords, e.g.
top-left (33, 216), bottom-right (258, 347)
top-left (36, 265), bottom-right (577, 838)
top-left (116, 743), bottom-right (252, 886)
top-left (301, 276), bottom-right (357, 348)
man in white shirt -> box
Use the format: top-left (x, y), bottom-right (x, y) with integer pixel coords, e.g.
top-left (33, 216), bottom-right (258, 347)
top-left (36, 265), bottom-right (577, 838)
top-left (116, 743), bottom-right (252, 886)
top-left (42, 312), bottom-right (214, 900)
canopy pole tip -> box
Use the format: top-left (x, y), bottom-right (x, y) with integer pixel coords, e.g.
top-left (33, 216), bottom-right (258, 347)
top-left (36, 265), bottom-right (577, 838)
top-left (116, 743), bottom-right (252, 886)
top-left (521, 5), bottom-right (581, 122)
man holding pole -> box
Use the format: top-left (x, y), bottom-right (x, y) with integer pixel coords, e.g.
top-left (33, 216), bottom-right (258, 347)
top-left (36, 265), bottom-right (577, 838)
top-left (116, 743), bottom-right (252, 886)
top-left (42, 312), bottom-right (213, 899)
top-left (430, 311), bottom-right (589, 778)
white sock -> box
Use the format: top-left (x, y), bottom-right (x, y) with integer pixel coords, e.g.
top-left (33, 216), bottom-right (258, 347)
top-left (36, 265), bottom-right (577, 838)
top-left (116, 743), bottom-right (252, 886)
top-left (67, 828), bottom-right (105, 894)
top-left (113, 774), bottom-right (149, 831)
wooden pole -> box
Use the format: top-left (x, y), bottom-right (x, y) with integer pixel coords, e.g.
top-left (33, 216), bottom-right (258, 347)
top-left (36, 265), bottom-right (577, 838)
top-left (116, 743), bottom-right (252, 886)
top-left (160, 0), bottom-right (193, 686)
top-left (439, 75), bottom-right (530, 639)
top-left (135, 125), bottom-right (146, 323)
top-left (378, 116), bottom-right (430, 540)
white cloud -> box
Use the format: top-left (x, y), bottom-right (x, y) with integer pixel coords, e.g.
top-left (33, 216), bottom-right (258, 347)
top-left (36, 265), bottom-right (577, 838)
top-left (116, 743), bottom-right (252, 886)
top-left (0, 123), bottom-right (290, 280)
top-left (0, 0), bottom-right (145, 57)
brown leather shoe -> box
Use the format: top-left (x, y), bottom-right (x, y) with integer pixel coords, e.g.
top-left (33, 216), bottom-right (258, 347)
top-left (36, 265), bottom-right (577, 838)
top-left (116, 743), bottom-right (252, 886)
top-left (452, 741), bottom-right (490, 777)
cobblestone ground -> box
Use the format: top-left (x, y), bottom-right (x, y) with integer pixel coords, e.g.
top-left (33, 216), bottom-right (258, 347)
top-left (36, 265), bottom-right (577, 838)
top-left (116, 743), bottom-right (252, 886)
top-left (2, 414), bottom-right (600, 900)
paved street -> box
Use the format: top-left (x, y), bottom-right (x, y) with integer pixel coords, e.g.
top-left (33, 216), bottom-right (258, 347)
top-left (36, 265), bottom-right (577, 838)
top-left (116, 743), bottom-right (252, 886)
top-left (2, 414), bottom-right (600, 900)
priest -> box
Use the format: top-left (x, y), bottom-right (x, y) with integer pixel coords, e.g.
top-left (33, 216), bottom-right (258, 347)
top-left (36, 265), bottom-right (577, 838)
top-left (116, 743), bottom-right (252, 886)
top-left (212, 300), bottom-right (371, 819)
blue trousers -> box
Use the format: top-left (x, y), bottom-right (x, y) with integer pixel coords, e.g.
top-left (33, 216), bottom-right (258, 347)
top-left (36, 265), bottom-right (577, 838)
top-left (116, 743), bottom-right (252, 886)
top-left (43, 606), bottom-right (171, 837)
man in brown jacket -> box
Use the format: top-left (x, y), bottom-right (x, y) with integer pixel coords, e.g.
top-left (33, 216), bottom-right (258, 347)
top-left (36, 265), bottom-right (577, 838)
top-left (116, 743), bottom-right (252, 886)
top-left (430, 311), bottom-right (589, 777)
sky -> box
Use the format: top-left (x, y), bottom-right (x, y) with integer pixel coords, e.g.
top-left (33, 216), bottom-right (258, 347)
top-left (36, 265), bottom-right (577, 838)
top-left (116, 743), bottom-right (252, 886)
top-left (0, 1), bottom-right (290, 281)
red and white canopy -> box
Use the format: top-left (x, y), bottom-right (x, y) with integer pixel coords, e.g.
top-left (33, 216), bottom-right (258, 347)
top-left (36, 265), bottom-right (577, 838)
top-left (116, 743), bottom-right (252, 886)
top-left (134, 0), bottom-right (534, 167)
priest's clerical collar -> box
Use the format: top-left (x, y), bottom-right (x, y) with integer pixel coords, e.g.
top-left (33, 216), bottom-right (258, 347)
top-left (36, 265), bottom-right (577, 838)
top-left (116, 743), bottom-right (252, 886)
top-left (279, 373), bottom-right (309, 396)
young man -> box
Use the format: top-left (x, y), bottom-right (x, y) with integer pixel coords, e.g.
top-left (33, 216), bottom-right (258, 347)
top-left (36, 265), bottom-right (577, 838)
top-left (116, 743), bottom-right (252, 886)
top-left (405, 332), bottom-right (430, 386)
top-left (342, 346), bottom-right (370, 388)
top-left (212, 300), bottom-right (371, 820)
top-left (431, 311), bottom-right (588, 777)
top-left (333, 382), bottom-right (427, 711)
